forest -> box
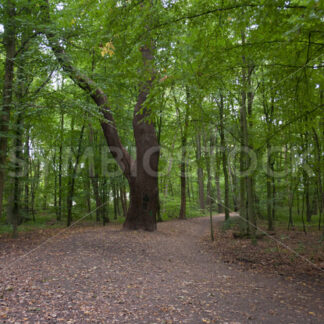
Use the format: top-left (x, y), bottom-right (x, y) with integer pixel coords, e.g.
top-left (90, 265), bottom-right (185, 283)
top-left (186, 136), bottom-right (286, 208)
top-left (0, 0), bottom-right (323, 323)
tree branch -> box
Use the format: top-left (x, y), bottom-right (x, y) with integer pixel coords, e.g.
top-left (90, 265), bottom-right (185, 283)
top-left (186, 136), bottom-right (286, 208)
top-left (40, 0), bottom-right (132, 181)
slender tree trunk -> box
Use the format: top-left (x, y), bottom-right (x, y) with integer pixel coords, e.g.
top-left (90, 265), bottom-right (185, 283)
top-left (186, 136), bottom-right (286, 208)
top-left (305, 173), bottom-right (311, 223)
top-left (66, 123), bottom-right (85, 227)
top-left (0, 0), bottom-right (16, 218)
top-left (196, 133), bottom-right (205, 211)
top-left (266, 142), bottom-right (273, 231)
top-left (12, 112), bottom-right (23, 237)
top-left (206, 137), bottom-right (214, 241)
top-left (120, 185), bottom-right (127, 218)
top-left (53, 150), bottom-right (58, 215)
top-left (218, 94), bottom-right (229, 220)
top-left (176, 88), bottom-right (189, 220)
top-left (57, 112), bottom-right (64, 221)
top-left (103, 179), bottom-right (110, 225)
top-left (43, 162), bottom-right (48, 210)
top-left (301, 190), bottom-right (307, 234)
top-left (230, 170), bottom-right (239, 212)
top-left (31, 159), bottom-right (40, 221)
top-left (24, 129), bottom-right (30, 218)
top-left (113, 182), bottom-right (118, 220)
top-left (11, 60), bottom-right (26, 234)
top-left (288, 148), bottom-right (295, 230)
top-left (271, 170), bottom-right (276, 221)
top-left (85, 172), bottom-right (91, 214)
top-left (88, 125), bottom-right (103, 222)
top-left (240, 82), bottom-right (249, 236)
top-left (312, 128), bottom-right (323, 230)
top-left (240, 35), bottom-right (256, 239)
top-left (162, 142), bottom-right (175, 216)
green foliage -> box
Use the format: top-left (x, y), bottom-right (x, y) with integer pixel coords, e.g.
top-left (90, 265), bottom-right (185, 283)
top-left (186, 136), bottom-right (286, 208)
top-left (0, 0), bottom-right (323, 236)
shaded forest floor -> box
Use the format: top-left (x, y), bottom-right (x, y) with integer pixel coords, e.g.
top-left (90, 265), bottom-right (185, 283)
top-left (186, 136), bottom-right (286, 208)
top-left (211, 217), bottom-right (324, 281)
top-left (0, 215), bottom-right (323, 323)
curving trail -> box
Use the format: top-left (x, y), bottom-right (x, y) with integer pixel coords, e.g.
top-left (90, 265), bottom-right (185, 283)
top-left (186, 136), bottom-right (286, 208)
top-left (0, 215), bottom-right (323, 323)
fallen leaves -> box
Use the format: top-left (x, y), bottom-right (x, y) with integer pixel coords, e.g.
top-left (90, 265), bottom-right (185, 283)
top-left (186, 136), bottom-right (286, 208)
top-left (0, 218), bottom-right (323, 323)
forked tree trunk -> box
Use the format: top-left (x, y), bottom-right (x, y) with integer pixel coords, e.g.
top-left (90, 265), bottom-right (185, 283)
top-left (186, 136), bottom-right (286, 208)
top-left (42, 3), bottom-right (159, 231)
top-left (123, 47), bottom-right (159, 230)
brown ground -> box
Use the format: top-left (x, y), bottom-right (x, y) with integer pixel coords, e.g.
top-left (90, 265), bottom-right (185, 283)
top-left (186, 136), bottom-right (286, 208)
top-left (211, 216), bottom-right (324, 281)
top-left (0, 215), bottom-right (323, 323)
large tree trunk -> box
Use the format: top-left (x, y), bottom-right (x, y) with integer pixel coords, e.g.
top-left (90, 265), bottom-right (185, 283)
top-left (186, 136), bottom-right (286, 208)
top-left (123, 46), bottom-right (159, 231)
top-left (0, 0), bottom-right (16, 218)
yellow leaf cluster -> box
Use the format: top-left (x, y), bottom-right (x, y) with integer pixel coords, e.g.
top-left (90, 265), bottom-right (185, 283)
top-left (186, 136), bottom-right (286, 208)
top-left (101, 41), bottom-right (115, 57)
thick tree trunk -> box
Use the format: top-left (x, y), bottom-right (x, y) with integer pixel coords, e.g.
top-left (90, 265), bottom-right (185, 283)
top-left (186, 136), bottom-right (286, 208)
top-left (123, 47), bottom-right (159, 230)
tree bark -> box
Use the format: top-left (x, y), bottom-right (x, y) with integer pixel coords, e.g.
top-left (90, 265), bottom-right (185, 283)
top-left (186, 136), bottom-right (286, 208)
top-left (218, 93), bottom-right (230, 220)
top-left (0, 0), bottom-right (16, 218)
top-left (24, 129), bottom-right (30, 218)
top-left (196, 133), bottom-right (205, 211)
top-left (66, 122), bottom-right (85, 227)
top-left (312, 128), bottom-right (323, 229)
top-left (88, 125), bottom-right (103, 222)
top-left (57, 111), bottom-right (64, 221)
top-left (175, 87), bottom-right (189, 220)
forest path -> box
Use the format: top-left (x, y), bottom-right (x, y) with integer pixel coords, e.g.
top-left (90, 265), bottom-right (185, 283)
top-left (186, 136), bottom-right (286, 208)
top-left (0, 215), bottom-right (323, 323)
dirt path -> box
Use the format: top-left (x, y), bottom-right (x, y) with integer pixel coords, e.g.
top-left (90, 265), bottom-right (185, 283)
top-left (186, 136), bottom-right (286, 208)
top-left (0, 216), bottom-right (323, 323)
